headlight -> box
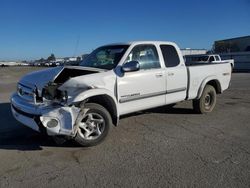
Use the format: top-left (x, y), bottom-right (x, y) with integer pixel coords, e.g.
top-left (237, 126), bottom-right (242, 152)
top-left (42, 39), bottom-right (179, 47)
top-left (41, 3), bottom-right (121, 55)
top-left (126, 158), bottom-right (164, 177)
top-left (42, 82), bottom-right (68, 103)
top-left (42, 83), bottom-right (58, 100)
top-left (17, 84), bottom-right (22, 95)
top-left (42, 89), bottom-right (68, 102)
top-left (59, 90), bottom-right (68, 103)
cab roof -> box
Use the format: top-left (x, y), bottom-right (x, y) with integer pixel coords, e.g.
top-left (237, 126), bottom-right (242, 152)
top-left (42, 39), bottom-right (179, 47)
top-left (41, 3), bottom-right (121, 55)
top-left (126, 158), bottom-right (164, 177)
top-left (102, 41), bottom-right (177, 47)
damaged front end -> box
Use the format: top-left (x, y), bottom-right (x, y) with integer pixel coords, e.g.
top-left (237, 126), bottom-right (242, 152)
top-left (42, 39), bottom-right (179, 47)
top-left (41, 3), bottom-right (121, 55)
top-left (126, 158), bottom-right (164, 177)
top-left (11, 66), bottom-right (100, 137)
top-left (42, 82), bottom-right (68, 104)
top-left (35, 81), bottom-right (78, 136)
top-left (39, 104), bottom-right (80, 136)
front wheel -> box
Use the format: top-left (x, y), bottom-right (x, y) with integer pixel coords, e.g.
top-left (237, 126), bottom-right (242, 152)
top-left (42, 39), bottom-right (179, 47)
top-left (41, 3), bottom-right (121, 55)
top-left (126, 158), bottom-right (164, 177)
top-left (74, 103), bottom-right (112, 147)
top-left (193, 85), bottom-right (217, 114)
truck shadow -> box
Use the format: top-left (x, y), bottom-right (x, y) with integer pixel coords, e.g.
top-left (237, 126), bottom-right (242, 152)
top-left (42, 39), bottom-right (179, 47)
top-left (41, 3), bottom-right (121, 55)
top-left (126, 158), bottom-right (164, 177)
top-left (145, 105), bottom-right (195, 114)
top-left (121, 104), bottom-right (195, 119)
top-left (0, 102), bottom-right (194, 151)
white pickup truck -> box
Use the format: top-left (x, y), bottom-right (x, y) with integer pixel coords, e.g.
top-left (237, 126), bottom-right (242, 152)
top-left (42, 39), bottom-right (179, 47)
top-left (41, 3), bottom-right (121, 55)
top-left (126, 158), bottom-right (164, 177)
top-left (11, 41), bottom-right (232, 146)
top-left (185, 54), bottom-right (222, 63)
top-left (185, 54), bottom-right (234, 68)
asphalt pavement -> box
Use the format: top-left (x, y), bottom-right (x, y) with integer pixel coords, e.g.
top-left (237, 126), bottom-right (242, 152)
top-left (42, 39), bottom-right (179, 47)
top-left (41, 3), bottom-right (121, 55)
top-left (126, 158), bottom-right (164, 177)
top-left (0, 67), bottom-right (249, 187)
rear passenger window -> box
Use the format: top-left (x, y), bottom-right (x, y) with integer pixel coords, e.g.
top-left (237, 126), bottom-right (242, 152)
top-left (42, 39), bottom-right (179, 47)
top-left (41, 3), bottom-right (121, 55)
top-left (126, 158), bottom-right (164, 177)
top-left (160, 45), bottom-right (180, 67)
top-left (209, 56), bottom-right (215, 62)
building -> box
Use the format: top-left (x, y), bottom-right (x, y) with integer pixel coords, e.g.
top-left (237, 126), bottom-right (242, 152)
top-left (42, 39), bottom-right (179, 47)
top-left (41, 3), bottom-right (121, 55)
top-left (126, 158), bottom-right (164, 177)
top-left (214, 36), bottom-right (250, 53)
top-left (64, 57), bottom-right (81, 63)
top-left (55, 58), bottom-right (65, 62)
top-left (181, 48), bottom-right (207, 56)
top-left (214, 36), bottom-right (250, 71)
top-left (0, 61), bottom-right (29, 66)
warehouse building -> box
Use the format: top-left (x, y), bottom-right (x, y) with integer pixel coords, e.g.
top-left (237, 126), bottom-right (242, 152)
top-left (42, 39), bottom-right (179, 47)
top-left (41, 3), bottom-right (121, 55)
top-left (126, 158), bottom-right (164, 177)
top-left (214, 36), bottom-right (250, 71)
top-left (214, 36), bottom-right (250, 53)
top-left (181, 48), bottom-right (207, 56)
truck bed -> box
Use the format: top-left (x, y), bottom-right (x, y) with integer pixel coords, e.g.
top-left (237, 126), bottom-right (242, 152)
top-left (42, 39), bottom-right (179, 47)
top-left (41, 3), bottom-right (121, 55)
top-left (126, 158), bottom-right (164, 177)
top-left (186, 62), bottom-right (232, 100)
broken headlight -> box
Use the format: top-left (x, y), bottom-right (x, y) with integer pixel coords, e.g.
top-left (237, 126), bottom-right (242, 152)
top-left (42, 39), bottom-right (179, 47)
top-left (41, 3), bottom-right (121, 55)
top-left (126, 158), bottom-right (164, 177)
top-left (58, 90), bottom-right (68, 103)
top-left (42, 82), bottom-right (68, 103)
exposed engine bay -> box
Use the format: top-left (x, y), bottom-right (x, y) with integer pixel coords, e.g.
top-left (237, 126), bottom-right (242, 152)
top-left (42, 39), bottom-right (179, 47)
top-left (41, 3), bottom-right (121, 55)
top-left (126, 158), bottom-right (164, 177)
top-left (54, 68), bottom-right (99, 83)
top-left (41, 67), bottom-right (99, 102)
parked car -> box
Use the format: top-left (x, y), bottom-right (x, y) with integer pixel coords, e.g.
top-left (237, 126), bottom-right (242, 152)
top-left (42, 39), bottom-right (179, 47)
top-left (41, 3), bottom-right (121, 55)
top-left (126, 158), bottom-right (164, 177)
top-left (11, 41), bottom-right (232, 146)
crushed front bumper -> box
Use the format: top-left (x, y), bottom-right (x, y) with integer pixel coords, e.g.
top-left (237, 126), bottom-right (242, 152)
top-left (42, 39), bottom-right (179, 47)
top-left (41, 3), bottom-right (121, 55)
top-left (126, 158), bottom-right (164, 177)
top-left (11, 93), bottom-right (80, 136)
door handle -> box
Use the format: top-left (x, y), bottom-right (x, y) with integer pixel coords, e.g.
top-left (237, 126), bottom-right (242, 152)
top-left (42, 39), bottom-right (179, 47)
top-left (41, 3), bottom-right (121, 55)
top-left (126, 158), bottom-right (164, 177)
top-left (168, 72), bottom-right (174, 76)
top-left (155, 73), bottom-right (163, 78)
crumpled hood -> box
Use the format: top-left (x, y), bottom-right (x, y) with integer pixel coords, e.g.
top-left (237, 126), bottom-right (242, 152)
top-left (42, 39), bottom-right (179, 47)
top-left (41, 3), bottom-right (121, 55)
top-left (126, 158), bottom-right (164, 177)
top-left (19, 66), bottom-right (63, 89)
top-left (19, 66), bottom-right (102, 91)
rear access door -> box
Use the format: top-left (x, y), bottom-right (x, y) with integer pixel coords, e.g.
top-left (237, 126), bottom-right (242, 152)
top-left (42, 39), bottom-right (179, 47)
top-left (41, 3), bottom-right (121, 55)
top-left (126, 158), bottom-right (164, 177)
top-left (160, 44), bottom-right (188, 104)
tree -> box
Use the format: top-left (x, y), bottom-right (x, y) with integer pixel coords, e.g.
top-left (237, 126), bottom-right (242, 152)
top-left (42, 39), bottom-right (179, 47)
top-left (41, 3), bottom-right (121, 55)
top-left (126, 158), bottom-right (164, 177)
top-left (82, 54), bottom-right (89, 61)
top-left (47, 53), bottom-right (56, 62)
top-left (38, 58), bottom-right (45, 62)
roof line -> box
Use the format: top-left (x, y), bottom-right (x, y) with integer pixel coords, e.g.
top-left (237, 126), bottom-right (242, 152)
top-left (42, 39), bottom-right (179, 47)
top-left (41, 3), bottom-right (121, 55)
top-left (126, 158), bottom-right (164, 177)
top-left (215, 35), bottom-right (250, 42)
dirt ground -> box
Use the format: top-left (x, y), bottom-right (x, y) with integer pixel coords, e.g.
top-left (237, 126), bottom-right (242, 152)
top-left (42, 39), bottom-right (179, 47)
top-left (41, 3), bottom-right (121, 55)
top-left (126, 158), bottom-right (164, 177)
top-left (0, 67), bottom-right (249, 187)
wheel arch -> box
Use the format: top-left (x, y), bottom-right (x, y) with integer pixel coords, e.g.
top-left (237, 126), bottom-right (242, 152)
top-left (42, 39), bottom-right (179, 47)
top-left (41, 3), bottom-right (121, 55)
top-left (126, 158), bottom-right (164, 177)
top-left (197, 77), bottom-right (222, 99)
top-left (72, 89), bottom-right (119, 126)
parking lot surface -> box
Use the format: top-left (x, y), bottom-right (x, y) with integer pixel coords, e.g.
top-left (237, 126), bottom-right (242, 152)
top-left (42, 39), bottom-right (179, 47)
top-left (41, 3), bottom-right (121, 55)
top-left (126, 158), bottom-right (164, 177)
top-left (0, 67), bottom-right (249, 187)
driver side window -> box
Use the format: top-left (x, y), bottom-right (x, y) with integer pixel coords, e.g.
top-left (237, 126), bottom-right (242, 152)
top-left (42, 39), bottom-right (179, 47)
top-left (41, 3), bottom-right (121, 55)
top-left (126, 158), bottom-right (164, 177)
top-left (125, 45), bottom-right (160, 70)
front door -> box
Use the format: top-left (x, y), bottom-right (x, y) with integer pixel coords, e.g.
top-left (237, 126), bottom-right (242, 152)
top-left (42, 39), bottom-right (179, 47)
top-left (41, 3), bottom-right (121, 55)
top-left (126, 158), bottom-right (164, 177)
top-left (117, 44), bottom-right (166, 115)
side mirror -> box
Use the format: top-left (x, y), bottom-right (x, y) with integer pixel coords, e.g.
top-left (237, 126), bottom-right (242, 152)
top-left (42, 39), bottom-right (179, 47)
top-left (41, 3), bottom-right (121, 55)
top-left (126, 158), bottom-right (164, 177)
top-left (122, 61), bottom-right (140, 72)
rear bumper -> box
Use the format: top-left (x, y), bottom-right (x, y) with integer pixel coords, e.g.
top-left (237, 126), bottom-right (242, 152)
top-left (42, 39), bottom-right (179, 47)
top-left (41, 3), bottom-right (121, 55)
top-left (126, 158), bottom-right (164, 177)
top-left (10, 93), bottom-right (80, 136)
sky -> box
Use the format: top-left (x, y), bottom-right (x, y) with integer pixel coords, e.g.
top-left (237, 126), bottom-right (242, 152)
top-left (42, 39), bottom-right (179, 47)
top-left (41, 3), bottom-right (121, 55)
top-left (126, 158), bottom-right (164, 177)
top-left (0, 0), bottom-right (249, 61)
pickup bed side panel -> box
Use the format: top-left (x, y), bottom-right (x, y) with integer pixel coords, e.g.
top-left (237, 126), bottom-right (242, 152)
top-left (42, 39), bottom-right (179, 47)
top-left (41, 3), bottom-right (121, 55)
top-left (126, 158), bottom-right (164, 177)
top-left (187, 63), bottom-right (232, 100)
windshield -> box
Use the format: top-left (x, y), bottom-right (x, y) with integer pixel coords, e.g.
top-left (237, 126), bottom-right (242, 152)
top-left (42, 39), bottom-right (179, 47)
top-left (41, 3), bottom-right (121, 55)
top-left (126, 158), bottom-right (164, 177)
top-left (80, 45), bottom-right (129, 70)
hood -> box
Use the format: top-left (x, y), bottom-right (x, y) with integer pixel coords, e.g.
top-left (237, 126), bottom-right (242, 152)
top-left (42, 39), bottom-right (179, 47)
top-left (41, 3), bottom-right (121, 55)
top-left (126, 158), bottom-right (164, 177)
top-left (19, 66), bottom-right (102, 91)
top-left (20, 67), bottom-right (63, 89)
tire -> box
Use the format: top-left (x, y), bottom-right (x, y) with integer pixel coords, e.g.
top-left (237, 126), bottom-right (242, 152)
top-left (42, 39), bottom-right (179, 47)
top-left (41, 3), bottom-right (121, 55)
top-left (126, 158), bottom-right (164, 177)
top-left (74, 103), bottom-right (112, 147)
top-left (193, 85), bottom-right (217, 114)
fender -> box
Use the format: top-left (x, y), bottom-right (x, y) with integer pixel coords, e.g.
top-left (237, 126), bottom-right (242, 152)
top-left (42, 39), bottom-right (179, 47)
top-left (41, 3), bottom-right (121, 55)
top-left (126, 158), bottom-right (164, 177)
top-left (71, 88), bottom-right (116, 104)
top-left (70, 88), bottom-right (119, 125)
top-left (197, 76), bottom-right (222, 99)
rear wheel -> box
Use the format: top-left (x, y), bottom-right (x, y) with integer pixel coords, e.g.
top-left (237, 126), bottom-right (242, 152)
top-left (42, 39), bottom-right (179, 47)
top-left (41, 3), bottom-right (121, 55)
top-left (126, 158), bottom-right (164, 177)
top-left (193, 85), bottom-right (217, 114)
top-left (74, 103), bottom-right (112, 147)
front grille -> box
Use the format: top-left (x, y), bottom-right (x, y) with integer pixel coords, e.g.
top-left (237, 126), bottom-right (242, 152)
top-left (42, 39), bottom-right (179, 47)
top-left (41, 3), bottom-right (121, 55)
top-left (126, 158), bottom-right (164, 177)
top-left (17, 83), bottom-right (35, 102)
